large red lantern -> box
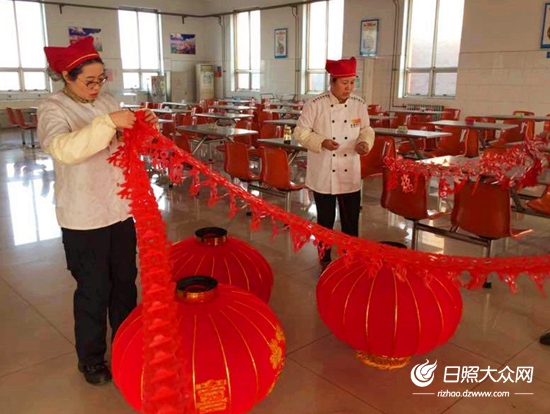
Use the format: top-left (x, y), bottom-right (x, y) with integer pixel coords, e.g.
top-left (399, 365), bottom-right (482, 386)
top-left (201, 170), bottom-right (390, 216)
top-left (170, 227), bottom-right (273, 302)
top-left (317, 256), bottom-right (462, 369)
top-left (112, 276), bottom-right (286, 413)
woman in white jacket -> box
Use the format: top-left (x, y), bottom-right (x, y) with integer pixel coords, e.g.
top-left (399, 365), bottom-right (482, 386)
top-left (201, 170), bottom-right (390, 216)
top-left (294, 57), bottom-right (375, 270)
top-left (38, 37), bottom-right (156, 385)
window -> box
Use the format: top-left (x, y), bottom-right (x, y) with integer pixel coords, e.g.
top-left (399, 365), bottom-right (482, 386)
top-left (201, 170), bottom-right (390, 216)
top-left (0, 0), bottom-right (47, 92)
top-left (403, 0), bottom-right (465, 97)
top-left (305, 0), bottom-right (344, 94)
top-left (234, 10), bottom-right (260, 91)
top-left (118, 10), bottom-right (162, 90)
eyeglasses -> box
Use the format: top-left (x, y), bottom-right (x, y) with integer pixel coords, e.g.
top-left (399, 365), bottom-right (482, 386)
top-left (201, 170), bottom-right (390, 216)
top-left (77, 77), bottom-right (107, 89)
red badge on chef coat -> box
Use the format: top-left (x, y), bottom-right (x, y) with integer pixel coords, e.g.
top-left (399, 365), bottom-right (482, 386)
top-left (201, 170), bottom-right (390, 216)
top-left (351, 118), bottom-right (361, 128)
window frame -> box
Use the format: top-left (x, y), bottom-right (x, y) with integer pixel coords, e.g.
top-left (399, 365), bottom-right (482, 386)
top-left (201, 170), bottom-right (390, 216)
top-left (233, 10), bottom-right (260, 92)
top-left (402, 0), bottom-right (463, 98)
top-left (118, 9), bottom-right (162, 92)
top-left (0, 0), bottom-right (48, 94)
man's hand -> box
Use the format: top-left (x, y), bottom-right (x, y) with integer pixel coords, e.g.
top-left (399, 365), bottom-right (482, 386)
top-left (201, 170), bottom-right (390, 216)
top-left (355, 141), bottom-right (369, 155)
top-left (322, 139), bottom-right (340, 151)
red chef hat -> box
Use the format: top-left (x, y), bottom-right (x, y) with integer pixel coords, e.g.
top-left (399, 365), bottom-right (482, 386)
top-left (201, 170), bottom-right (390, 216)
top-left (44, 37), bottom-right (101, 74)
top-left (325, 57), bottom-right (357, 78)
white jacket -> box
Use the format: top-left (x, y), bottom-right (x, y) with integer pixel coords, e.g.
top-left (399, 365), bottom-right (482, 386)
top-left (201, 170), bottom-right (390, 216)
top-left (294, 91), bottom-right (375, 194)
top-left (38, 92), bottom-right (131, 230)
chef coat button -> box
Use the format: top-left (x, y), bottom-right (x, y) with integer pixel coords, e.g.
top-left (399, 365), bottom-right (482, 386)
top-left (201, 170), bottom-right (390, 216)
top-left (344, 136), bottom-right (348, 139)
top-left (345, 104), bottom-right (347, 108)
top-left (331, 104), bottom-right (334, 107)
top-left (345, 169), bottom-right (348, 172)
top-left (344, 154), bottom-right (347, 157)
top-left (332, 169), bottom-right (335, 172)
top-left (333, 137), bottom-right (336, 140)
top-left (344, 120), bottom-right (347, 123)
top-left (332, 120), bottom-right (335, 123)
top-left (333, 154), bottom-right (336, 157)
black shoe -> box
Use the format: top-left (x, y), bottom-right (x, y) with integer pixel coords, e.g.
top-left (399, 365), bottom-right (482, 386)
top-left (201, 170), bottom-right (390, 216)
top-left (482, 280), bottom-right (492, 289)
top-left (78, 362), bottom-right (112, 385)
top-left (540, 333), bottom-right (550, 346)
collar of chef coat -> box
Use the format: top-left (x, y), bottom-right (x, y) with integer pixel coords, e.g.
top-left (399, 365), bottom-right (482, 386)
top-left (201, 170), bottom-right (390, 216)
top-left (327, 90), bottom-right (350, 106)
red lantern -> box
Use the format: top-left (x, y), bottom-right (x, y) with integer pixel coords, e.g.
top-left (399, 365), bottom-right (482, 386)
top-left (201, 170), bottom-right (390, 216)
top-left (112, 276), bottom-right (286, 413)
top-left (170, 227), bottom-right (273, 302)
top-left (317, 257), bottom-right (462, 369)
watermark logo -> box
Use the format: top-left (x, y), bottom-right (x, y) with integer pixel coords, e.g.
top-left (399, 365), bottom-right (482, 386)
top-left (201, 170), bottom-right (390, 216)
top-left (411, 359), bottom-right (438, 387)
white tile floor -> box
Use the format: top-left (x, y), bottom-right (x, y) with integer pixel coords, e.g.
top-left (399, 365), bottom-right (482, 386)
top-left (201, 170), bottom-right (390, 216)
top-left (0, 128), bottom-right (549, 414)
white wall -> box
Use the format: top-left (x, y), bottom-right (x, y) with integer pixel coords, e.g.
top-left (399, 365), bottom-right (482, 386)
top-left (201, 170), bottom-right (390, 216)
top-left (4, 0), bottom-right (550, 125)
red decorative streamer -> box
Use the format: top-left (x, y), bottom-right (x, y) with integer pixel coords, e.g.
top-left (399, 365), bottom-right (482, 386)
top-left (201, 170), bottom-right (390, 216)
top-left (384, 137), bottom-right (547, 199)
top-left (109, 114), bottom-right (550, 413)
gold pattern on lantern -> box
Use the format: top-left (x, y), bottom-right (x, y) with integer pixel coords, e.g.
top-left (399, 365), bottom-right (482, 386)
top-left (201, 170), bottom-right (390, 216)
top-left (269, 326), bottom-right (286, 370)
top-left (356, 351), bottom-right (410, 370)
top-left (195, 379), bottom-right (228, 413)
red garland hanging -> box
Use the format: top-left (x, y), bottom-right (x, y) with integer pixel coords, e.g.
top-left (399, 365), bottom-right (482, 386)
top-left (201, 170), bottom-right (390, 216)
top-left (384, 136), bottom-right (547, 199)
top-left (109, 113), bottom-right (550, 413)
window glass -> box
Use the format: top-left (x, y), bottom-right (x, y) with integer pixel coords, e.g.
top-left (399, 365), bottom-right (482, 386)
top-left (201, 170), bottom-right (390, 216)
top-left (234, 11), bottom-right (260, 91)
top-left (16, 1), bottom-right (45, 68)
top-left (118, 10), bottom-right (161, 90)
top-left (404, 0), bottom-right (464, 97)
top-left (306, 1), bottom-right (343, 93)
top-left (23, 72), bottom-right (46, 90)
top-left (433, 72), bottom-right (457, 96)
top-left (0, 1), bottom-right (47, 92)
top-left (0, 72), bottom-right (20, 91)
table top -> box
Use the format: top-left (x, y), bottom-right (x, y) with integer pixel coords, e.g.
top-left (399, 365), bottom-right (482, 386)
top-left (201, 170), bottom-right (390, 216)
top-left (485, 115), bottom-right (550, 122)
top-left (373, 127), bottom-right (452, 139)
top-left (430, 120), bottom-right (518, 130)
top-left (176, 125), bottom-right (258, 137)
top-left (263, 109), bottom-right (302, 115)
top-left (223, 98), bottom-right (255, 104)
top-left (196, 113), bottom-right (253, 120)
top-left (121, 104), bottom-right (141, 109)
top-left (256, 138), bottom-right (306, 151)
top-left (267, 101), bottom-right (304, 107)
top-left (263, 119), bottom-right (298, 126)
top-left (161, 102), bottom-right (191, 107)
top-left (152, 108), bottom-right (191, 114)
top-left (370, 115), bottom-right (395, 121)
top-left (210, 105), bottom-right (255, 111)
top-left (389, 109), bottom-right (446, 115)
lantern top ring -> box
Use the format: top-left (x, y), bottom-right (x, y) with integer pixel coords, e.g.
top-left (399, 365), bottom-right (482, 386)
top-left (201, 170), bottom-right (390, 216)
top-left (176, 276), bottom-right (219, 304)
top-left (195, 227), bottom-right (228, 246)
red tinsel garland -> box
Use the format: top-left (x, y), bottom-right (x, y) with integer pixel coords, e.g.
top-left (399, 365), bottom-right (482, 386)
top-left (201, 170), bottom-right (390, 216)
top-left (109, 114), bottom-right (550, 413)
top-left (384, 137), bottom-right (547, 198)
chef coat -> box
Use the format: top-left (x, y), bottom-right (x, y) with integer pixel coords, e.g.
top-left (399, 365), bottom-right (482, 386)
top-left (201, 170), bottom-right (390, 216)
top-left (37, 91), bottom-right (131, 230)
top-left (294, 91), bottom-right (375, 194)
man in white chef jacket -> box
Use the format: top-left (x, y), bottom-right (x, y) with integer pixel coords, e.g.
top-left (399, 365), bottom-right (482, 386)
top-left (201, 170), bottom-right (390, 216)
top-left (294, 57), bottom-right (375, 270)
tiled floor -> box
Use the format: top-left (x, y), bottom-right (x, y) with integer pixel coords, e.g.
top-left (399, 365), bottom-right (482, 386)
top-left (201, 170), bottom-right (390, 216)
top-left (0, 128), bottom-right (549, 414)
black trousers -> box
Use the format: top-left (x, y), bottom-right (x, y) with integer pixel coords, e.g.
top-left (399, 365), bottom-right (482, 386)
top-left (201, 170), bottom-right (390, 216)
top-left (62, 218), bottom-right (137, 366)
top-left (313, 190), bottom-right (361, 262)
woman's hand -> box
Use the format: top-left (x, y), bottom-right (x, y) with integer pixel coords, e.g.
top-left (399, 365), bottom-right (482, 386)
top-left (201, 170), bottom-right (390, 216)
top-left (322, 139), bottom-right (340, 151)
top-left (138, 109), bottom-right (158, 124)
top-left (109, 110), bottom-right (136, 129)
top-left (355, 141), bottom-right (369, 155)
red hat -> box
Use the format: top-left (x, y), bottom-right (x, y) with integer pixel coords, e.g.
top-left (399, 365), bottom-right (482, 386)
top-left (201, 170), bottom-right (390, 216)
top-left (325, 57), bottom-right (357, 78)
top-left (44, 37), bottom-right (101, 74)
